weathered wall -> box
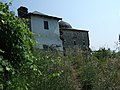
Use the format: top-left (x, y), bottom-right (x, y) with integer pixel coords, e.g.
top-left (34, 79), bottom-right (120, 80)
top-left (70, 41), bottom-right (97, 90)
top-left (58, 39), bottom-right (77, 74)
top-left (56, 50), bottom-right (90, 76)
top-left (31, 15), bottom-right (63, 50)
top-left (60, 29), bottom-right (89, 51)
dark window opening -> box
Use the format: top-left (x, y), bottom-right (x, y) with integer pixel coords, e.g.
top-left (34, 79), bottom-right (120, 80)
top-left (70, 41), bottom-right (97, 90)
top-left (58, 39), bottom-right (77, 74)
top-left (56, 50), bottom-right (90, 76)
top-left (44, 21), bottom-right (49, 29)
top-left (43, 45), bottom-right (49, 50)
top-left (83, 41), bottom-right (85, 45)
top-left (74, 41), bottom-right (76, 45)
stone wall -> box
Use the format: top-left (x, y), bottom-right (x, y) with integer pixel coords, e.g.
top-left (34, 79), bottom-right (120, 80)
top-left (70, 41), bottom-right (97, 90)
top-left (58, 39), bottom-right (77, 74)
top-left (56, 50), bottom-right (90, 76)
top-left (60, 29), bottom-right (89, 52)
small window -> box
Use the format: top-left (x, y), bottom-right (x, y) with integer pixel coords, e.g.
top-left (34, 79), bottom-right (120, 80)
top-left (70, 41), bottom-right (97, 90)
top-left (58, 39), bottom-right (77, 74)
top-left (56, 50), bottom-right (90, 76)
top-left (44, 21), bottom-right (49, 29)
top-left (74, 41), bottom-right (76, 45)
top-left (43, 45), bottom-right (49, 50)
top-left (83, 41), bottom-right (85, 45)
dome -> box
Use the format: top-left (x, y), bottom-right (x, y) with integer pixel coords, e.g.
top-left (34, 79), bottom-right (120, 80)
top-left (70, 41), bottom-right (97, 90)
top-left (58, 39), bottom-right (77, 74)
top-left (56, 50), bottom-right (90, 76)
top-left (59, 20), bottom-right (72, 29)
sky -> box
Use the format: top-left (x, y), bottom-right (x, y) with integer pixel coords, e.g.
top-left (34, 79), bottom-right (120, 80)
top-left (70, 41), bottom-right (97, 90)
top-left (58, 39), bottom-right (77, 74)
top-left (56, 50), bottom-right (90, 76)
top-left (1, 0), bottom-right (120, 50)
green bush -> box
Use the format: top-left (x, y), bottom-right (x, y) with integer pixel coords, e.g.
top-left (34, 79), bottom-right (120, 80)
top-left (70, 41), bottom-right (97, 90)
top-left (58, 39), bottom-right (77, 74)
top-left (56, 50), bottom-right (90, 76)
top-left (77, 48), bottom-right (120, 90)
top-left (0, 2), bottom-right (74, 90)
top-left (0, 2), bottom-right (34, 68)
top-left (6, 49), bottom-right (74, 90)
top-left (0, 2), bottom-right (34, 89)
top-left (1, 2), bottom-right (119, 90)
top-left (28, 49), bottom-right (74, 90)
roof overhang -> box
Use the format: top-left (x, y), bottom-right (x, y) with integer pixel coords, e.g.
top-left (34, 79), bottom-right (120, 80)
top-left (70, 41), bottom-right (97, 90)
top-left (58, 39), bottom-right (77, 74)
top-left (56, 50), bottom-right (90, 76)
top-left (60, 28), bottom-right (89, 32)
top-left (28, 11), bottom-right (62, 20)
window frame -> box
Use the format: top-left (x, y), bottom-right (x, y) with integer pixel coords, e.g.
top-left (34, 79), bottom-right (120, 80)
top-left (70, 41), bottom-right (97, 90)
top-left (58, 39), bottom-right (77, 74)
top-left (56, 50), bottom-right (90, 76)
top-left (44, 21), bottom-right (49, 30)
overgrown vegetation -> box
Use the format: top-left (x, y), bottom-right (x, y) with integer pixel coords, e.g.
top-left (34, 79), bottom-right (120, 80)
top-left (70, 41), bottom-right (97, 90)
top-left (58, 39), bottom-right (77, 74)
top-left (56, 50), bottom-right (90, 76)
top-left (0, 2), bottom-right (73, 90)
top-left (5, 49), bottom-right (74, 90)
top-left (69, 48), bottom-right (120, 90)
top-left (0, 2), bottom-right (34, 89)
top-left (0, 2), bottom-right (120, 90)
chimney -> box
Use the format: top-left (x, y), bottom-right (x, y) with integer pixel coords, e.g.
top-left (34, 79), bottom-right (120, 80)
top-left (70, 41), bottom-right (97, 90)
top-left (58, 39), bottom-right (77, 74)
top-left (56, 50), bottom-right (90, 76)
top-left (17, 6), bottom-right (28, 18)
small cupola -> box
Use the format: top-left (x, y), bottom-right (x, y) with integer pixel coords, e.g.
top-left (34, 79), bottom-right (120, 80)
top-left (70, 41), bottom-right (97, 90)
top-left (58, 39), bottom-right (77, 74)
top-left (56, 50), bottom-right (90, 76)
top-left (59, 20), bottom-right (72, 29)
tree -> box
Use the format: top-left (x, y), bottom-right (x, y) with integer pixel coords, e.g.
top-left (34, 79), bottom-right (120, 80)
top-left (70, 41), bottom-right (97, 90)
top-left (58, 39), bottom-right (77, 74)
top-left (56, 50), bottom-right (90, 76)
top-left (0, 2), bottom-right (34, 89)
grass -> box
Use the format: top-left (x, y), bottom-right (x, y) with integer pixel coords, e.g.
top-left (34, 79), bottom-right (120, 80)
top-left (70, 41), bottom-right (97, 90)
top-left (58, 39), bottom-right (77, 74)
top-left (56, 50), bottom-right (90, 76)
top-left (27, 48), bottom-right (120, 90)
top-left (68, 48), bottom-right (120, 90)
top-left (26, 49), bottom-right (75, 90)
top-left (2, 48), bottom-right (120, 90)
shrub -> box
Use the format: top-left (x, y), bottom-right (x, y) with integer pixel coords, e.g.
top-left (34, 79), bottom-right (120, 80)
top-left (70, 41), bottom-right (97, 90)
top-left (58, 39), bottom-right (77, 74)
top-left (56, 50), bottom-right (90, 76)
top-left (0, 2), bottom-right (34, 89)
top-left (78, 49), bottom-right (120, 90)
top-left (0, 2), bottom-right (34, 68)
top-left (0, 2), bottom-right (74, 90)
top-left (6, 49), bottom-right (74, 90)
top-left (29, 49), bottom-right (74, 90)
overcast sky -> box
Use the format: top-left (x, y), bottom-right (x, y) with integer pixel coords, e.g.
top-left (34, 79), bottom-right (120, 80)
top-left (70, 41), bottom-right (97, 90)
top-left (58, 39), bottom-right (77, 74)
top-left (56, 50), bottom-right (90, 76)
top-left (1, 0), bottom-right (120, 50)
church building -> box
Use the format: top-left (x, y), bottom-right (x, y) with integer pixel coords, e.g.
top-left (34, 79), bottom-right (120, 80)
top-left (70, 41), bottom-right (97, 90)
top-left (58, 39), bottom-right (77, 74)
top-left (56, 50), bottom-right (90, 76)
top-left (17, 6), bottom-right (90, 51)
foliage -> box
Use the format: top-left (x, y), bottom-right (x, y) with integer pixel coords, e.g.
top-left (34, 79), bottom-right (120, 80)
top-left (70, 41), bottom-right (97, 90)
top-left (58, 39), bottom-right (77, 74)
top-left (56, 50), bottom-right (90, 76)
top-left (30, 49), bottom-right (73, 90)
top-left (69, 48), bottom-right (120, 90)
top-left (6, 49), bottom-right (74, 90)
top-left (0, 2), bottom-right (34, 68)
top-left (0, 53), bottom-right (13, 90)
top-left (0, 2), bottom-right (120, 90)
top-left (0, 2), bottom-right (74, 90)
top-left (0, 2), bottom-right (34, 89)
top-left (92, 48), bottom-right (112, 59)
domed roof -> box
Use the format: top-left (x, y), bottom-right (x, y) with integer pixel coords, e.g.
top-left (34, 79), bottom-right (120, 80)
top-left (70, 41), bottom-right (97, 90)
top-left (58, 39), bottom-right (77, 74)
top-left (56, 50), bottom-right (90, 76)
top-left (59, 20), bottom-right (72, 29)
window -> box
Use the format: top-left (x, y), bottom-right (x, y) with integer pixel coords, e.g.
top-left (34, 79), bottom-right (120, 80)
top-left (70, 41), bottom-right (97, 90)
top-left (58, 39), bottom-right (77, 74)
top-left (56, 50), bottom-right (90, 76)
top-left (44, 21), bottom-right (49, 29)
top-left (83, 41), bottom-right (85, 45)
top-left (43, 45), bottom-right (49, 50)
top-left (74, 41), bottom-right (76, 45)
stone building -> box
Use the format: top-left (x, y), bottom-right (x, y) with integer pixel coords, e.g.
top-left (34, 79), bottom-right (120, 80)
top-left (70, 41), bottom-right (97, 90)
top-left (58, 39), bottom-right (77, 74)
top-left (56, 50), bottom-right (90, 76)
top-left (59, 21), bottom-right (90, 53)
top-left (17, 6), bottom-right (63, 51)
top-left (17, 6), bottom-right (90, 52)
